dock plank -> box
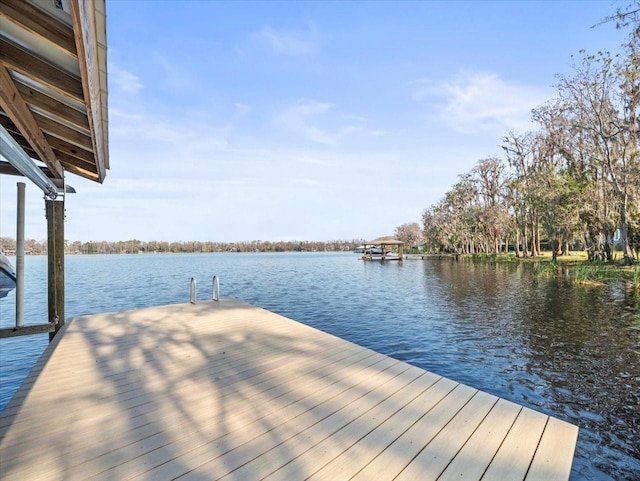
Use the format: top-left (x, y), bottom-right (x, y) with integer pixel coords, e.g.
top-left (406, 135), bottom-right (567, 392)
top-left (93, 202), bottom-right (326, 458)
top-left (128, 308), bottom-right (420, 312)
top-left (526, 417), bottom-right (579, 481)
top-left (437, 398), bottom-right (522, 481)
top-left (309, 376), bottom-right (458, 481)
top-left (219, 366), bottom-right (432, 480)
top-left (0, 299), bottom-right (578, 481)
top-left (481, 407), bottom-right (549, 480)
top-left (350, 383), bottom-right (478, 480)
top-left (394, 390), bottom-right (499, 480)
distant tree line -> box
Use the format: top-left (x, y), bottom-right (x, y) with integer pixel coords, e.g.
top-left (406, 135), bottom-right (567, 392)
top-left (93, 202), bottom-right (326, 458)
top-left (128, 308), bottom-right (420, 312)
top-left (421, 7), bottom-right (640, 264)
top-left (0, 237), bottom-right (364, 255)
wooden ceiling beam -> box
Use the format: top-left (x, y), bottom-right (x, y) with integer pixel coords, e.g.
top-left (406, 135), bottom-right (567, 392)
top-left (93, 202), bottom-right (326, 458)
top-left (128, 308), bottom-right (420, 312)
top-left (0, 114), bottom-right (32, 156)
top-left (1, 116), bottom-right (97, 174)
top-left (55, 150), bottom-right (97, 176)
top-left (0, 64), bottom-right (64, 178)
top-left (0, 112), bottom-right (23, 134)
top-left (0, 37), bottom-right (84, 103)
top-left (45, 134), bottom-right (95, 165)
top-left (0, 0), bottom-right (77, 56)
top-left (0, 160), bottom-right (54, 178)
top-left (15, 81), bottom-right (89, 131)
top-left (61, 162), bottom-right (99, 181)
top-left (34, 111), bottom-right (93, 151)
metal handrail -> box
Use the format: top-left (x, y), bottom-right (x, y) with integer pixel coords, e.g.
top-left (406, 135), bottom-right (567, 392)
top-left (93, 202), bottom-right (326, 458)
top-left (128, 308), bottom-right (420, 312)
top-left (212, 275), bottom-right (220, 301)
top-left (190, 276), bottom-right (220, 304)
top-left (190, 277), bottom-right (197, 304)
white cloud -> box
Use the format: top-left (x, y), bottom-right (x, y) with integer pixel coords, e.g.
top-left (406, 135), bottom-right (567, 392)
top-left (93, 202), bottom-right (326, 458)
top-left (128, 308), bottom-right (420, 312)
top-left (109, 107), bottom-right (228, 151)
top-left (291, 155), bottom-right (333, 167)
top-left (277, 100), bottom-right (338, 145)
top-left (412, 71), bottom-right (551, 134)
top-left (153, 53), bottom-right (197, 90)
top-left (255, 25), bottom-right (317, 57)
top-left (234, 103), bottom-right (252, 117)
top-left (275, 101), bottom-right (379, 145)
top-left (371, 130), bottom-right (390, 137)
top-left (342, 125), bottom-right (364, 135)
top-left (288, 177), bottom-right (326, 188)
top-left (109, 108), bottom-right (144, 124)
top-left (109, 63), bottom-right (143, 94)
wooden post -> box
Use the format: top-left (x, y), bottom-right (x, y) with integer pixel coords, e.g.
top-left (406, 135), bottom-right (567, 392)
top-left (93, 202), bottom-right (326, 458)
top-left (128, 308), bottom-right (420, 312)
top-left (47, 199), bottom-right (64, 341)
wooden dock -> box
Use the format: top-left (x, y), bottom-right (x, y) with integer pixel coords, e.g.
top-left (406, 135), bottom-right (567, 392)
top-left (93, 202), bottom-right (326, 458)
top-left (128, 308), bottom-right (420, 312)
top-left (0, 299), bottom-right (578, 480)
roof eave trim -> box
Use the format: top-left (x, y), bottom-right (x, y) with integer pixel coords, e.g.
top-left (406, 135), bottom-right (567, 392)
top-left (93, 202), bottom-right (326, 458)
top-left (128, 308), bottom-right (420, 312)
top-left (70, 0), bottom-right (108, 183)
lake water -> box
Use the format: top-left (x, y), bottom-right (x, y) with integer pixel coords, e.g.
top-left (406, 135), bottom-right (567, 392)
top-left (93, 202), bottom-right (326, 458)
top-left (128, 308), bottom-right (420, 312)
top-left (0, 252), bottom-right (638, 480)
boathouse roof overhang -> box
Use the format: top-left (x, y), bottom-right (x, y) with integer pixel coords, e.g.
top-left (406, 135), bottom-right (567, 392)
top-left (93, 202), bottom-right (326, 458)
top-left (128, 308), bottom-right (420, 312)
top-left (0, 0), bottom-right (108, 192)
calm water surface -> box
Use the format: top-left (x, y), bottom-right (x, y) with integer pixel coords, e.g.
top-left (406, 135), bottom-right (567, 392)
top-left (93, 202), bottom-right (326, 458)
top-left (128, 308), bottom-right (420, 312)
top-left (0, 252), bottom-right (638, 480)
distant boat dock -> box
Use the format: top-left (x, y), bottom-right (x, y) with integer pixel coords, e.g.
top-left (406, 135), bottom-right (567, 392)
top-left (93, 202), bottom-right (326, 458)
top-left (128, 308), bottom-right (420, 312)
top-left (0, 299), bottom-right (578, 480)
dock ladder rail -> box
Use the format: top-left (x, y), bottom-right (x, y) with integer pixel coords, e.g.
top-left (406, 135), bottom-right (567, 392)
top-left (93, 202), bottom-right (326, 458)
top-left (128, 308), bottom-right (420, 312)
top-left (212, 275), bottom-right (220, 301)
top-left (189, 276), bottom-right (220, 304)
top-left (190, 277), bottom-right (197, 304)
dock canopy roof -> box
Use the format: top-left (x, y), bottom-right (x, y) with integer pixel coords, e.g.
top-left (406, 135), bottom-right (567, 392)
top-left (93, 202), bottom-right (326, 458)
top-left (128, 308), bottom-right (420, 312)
top-left (366, 236), bottom-right (404, 246)
top-left (0, 0), bottom-right (108, 188)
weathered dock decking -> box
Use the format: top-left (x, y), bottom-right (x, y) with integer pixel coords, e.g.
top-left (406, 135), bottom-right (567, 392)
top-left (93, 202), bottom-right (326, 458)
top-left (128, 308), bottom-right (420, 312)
top-left (0, 299), bottom-right (578, 480)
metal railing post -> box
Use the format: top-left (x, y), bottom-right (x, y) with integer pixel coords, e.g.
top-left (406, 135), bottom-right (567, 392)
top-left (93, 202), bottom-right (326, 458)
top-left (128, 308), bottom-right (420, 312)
top-left (212, 275), bottom-right (220, 301)
top-left (190, 277), bottom-right (197, 304)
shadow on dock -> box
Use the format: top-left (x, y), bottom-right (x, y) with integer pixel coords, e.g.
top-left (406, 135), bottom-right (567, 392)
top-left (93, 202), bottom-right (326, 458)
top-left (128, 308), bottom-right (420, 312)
top-left (0, 299), bottom-right (577, 480)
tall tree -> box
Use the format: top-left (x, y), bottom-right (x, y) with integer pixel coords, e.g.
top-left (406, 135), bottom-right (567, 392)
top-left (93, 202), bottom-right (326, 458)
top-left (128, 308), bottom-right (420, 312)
top-left (395, 222), bottom-right (424, 249)
top-left (502, 131), bottom-right (544, 257)
top-left (471, 157), bottom-right (510, 254)
top-left (556, 47), bottom-right (638, 264)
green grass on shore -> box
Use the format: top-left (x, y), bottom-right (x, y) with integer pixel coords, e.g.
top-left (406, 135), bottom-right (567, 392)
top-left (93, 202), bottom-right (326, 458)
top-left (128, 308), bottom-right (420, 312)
top-left (459, 251), bottom-right (639, 289)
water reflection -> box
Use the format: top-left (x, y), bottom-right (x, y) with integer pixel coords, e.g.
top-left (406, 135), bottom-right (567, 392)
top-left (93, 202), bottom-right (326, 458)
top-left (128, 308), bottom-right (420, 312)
top-left (424, 259), bottom-right (640, 480)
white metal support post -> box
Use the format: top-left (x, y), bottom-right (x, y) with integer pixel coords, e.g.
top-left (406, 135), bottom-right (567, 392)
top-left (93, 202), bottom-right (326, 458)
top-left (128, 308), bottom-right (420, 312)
top-left (16, 182), bottom-right (25, 328)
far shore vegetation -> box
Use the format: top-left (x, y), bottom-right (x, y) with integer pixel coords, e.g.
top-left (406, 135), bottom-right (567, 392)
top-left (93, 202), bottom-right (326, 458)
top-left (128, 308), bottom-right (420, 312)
top-left (0, 237), bottom-right (364, 255)
top-left (2, 236), bottom-right (637, 290)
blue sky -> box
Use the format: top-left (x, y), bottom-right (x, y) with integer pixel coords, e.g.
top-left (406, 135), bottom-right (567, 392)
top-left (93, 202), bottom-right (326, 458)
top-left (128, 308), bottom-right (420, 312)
top-left (0, 0), bottom-right (628, 242)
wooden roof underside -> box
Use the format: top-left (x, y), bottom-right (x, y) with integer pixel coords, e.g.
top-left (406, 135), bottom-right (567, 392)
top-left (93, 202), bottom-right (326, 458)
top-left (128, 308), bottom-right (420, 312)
top-left (0, 0), bottom-right (108, 183)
